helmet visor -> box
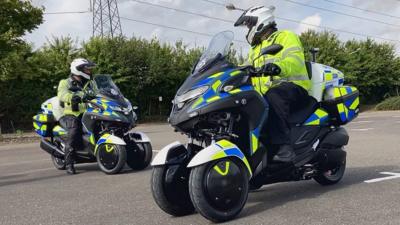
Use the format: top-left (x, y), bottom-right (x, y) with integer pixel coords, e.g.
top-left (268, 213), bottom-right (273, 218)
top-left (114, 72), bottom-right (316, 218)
top-left (77, 61), bottom-right (96, 77)
top-left (234, 14), bottom-right (258, 28)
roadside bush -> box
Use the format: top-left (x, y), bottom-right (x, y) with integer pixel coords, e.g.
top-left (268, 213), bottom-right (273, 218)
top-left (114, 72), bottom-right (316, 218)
top-left (375, 96), bottom-right (400, 111)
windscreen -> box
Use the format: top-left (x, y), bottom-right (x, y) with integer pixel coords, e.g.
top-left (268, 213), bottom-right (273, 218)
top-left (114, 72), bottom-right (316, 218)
top-left (93, 75), bottom-right (125, 103)
top-left (193, 31), bottom-right (234, 73)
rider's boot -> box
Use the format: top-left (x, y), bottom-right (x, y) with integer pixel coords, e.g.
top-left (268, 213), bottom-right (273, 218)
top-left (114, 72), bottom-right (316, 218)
top-left (273, 144), bottom-right (295, 163)
top-left (65, 147), bottom-right (76, 175)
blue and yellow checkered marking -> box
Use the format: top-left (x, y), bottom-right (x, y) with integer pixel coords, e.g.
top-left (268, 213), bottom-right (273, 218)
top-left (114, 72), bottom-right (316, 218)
top-left (33, 121), bottom-right (48, 136)
top-left (52, 125), bottom-right (67, 136)
top-left (94, 133), bottom-right (112, 153)
top-left (323, 67), bottom-right (345, 88)
top-left (211, 140), bottom-right (252, 176)
top-left (87, 98), bottom-right (121, 117)
top-left (304, 108), bottom-right (330, 126)
top-left (334, 86), bottom-right (359, 123)
top-left (190, 69), bottom-right (251, 110)
top-left (33, 113), bottom-right (55, 137)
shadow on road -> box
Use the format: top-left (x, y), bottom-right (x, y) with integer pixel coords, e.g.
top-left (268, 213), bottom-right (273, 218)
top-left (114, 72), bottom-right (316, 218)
top-left (0, 163), bottom-right (152, 188)
top-left (240, 165), bottom-right (399, 219)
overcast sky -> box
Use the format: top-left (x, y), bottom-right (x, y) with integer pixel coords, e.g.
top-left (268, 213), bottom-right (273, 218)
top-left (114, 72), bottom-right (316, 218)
top-left (27, 0), bottom-right (400, 54)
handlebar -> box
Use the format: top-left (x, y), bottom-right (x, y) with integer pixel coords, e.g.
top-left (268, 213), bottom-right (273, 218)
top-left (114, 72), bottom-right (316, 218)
top-left (238, 65), bottom-right (276, 77)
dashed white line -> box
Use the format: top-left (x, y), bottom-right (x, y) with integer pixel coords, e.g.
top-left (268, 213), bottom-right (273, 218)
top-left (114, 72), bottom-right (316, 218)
top-left (0, 159), bottom-right (50, 167)
top-left (352, 121), bottom-right (372, 124)
top-left (350, 128), bottom-right (374, 131)
top-left (1, 167), bottom-right (55, 178)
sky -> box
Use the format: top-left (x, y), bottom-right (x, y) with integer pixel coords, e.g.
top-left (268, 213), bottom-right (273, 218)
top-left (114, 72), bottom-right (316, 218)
top-left (26, 0), bottom-right (400, 54)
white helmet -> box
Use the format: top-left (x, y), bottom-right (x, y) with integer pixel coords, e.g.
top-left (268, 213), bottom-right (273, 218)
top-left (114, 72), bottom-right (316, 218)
top-left (70, 58), bottom-right (96, 80)
top-left (234, 5), bottom-right (276, 46)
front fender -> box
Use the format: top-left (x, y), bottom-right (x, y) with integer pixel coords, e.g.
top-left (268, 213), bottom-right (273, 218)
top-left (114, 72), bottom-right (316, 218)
top-left (151, 141), bottom-right (185, 166)
top-left (94, 133), bottom-right (126, 154)
top-left (187, 140), bottom-right (252, 178)
top-left (126, 130), bottom-right (151, 143)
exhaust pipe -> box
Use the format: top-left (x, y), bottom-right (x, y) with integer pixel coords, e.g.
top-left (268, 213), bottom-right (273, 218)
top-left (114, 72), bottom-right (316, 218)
top-left (40, 138), bottom-right (64, 157)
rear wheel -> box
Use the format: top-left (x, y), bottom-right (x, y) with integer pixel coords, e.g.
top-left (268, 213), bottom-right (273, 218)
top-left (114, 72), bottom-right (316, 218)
top-left (96, 144), bottom-right (126, 174)
top-left (314, 158), bottom-right (346, 185)
top-left (151, 166), bottom-right (195, 216)
top-left (189, 158), bottom-right (249, 223)
top-left (126, 142), bottom-right (152, 170)
top-left (51, 155), bottom-right (65, 170)
top-left (51, 140), bottom-right (66, 170)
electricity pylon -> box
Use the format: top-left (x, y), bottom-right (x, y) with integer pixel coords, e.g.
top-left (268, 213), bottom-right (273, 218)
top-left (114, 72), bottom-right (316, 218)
top-left (92, 0), bottom-right (122, 37)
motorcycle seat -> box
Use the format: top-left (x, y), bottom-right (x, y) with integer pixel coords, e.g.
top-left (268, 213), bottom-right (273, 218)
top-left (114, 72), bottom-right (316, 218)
top-left (288, 96), bottom-right (319, 125)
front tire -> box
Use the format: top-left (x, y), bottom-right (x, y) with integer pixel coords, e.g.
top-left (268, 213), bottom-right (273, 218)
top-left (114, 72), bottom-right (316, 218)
top-left (126, 142), bottom-right (152, 170)
top-left (189, 158), bottom-right (249, 223)
top-left (96, 144), bottom-right (127, 174)
top-left (151, 166), bottom-right (195, 216)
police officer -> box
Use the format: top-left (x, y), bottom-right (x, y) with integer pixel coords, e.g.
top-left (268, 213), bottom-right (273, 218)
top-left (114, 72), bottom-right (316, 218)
top-left (234, 6), bottom-right (311, 162)
top-left (58, 58), bottom-right (96, 174)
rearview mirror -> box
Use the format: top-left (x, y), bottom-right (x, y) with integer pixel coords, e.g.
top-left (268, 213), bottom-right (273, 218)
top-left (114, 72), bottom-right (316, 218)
top-left (260, 44), bottom-right (283, 56)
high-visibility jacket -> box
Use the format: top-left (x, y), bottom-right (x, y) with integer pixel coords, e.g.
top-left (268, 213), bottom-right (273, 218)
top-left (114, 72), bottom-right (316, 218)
top-left (248, 30), bottom-right (311, 94)
top-left (57, 78), bottom-right (86, 117)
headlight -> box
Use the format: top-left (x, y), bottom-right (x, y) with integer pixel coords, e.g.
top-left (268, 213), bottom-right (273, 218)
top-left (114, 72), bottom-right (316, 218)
top-left (109, 105), bottom-right (131, 115)
top-left (109, 105), bottom-right (124, 111)
top-left (175, 86), bottom-right (209, 104)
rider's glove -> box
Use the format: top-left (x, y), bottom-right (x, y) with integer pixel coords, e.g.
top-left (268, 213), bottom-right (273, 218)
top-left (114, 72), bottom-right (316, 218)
top-left (71, 95), bottom-right (82, 104)
top-left (262, 63), bottom-right (281, 76)
top-left (82, 92), bottom-right (96, 102)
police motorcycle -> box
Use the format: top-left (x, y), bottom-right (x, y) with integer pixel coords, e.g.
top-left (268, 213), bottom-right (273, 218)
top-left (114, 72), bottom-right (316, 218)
top-left (33, 74), bottom-right (153, 174)
top-left (151, 31), bottom-right (359, 222)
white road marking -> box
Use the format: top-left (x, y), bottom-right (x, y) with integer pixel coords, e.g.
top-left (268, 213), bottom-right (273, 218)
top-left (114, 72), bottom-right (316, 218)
top-left (352, 120), bottom-right (372, 124)
top-left (1, 167), bottom-right (55, 178)
top-left (364, 172), bottom-right (400, 183)
top-left (0, 159), bottom-right (50, 167)
top-left (395, 121), bottom-right (400, 123)
top-left (152, 150), bottom-right (160, 153)
top-left (392, 115), bottom-right (400, 118)
top-left (350, 128), bottom-right (374, 131)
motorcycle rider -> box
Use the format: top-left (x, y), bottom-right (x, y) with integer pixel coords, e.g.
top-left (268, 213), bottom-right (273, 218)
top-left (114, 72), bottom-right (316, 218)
top-left (234, 6), bottom-right (311, 162)
top-left (57, 58), bottom-right (96, 174)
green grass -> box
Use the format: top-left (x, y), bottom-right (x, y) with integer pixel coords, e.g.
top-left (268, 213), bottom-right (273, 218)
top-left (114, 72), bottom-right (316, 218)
top-left (375, 96), bottom-right (400, 111)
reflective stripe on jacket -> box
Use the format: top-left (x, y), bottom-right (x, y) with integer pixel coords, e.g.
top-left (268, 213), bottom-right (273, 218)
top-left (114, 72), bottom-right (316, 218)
top-left (248, 30), bottom-right (311, 94)
top-left (57, 78), bottom-right (86, 117)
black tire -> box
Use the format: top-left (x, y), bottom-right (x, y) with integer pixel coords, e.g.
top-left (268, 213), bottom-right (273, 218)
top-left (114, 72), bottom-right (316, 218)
top-left (249, 182), bottom-right (263, 191)
top-left (51, 155), bottom-right (66, 170)
top-left (96, 144), bottom-right (127, 175)
top-left (151, 166), bottom-right (195, 216)
top-left (189, 158), bottom-right (249, 223)
top-left (126, 142), bottom-right (152, 170)
top-left (314, 158), bottom-right (346, 185)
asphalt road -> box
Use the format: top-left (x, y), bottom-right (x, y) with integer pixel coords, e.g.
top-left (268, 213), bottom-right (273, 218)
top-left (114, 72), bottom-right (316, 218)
top-left (0, 111), bottom-right (399, 225)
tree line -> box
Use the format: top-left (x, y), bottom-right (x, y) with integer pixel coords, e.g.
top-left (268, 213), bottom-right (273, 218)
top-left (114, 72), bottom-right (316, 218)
top-left (1, 0), bottom-right (399, 132)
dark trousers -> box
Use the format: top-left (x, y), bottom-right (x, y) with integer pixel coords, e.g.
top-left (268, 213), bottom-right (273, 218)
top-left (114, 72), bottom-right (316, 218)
top-left (59, 115), bottom-right (82, 165)
top-left (265, 82), bottom-right (309, 145)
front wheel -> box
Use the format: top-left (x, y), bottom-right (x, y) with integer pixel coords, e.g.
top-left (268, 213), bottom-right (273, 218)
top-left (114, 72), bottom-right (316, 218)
top-left (96, 144), bottom-right (127, 174)
top-left (314, 158), bottom-right (346, 185)
top-left (126, 142), bottom-right (152, 170)
top-left (189, 158), bottom-right (249, 223)
top-left (151, 166), bottom-right (195, 216)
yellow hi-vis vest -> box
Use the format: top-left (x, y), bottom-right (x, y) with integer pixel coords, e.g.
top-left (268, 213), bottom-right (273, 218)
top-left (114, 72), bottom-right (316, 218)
top-left (57, 78), bottom-right (86, 117)
top-left (248, 30), bottom-right (311, 95)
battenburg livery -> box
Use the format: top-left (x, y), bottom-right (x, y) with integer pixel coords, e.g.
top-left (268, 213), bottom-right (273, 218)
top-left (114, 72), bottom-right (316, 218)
top-left (33, 74), bottom-right (153, 174)
top-left (151, 31), bottom-right (359, 222)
